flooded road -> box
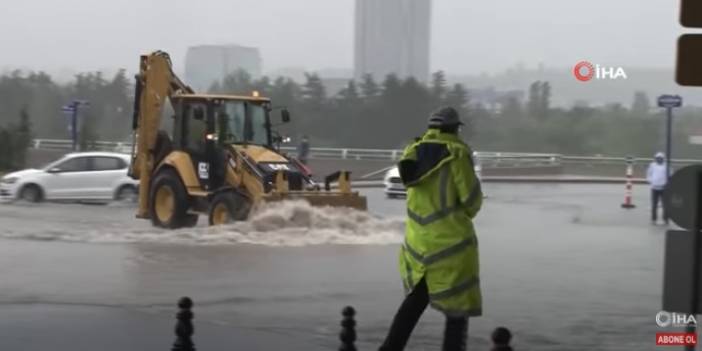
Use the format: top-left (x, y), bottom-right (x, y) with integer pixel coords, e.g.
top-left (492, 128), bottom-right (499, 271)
top-left (0, 184), bottom-right (674, 350)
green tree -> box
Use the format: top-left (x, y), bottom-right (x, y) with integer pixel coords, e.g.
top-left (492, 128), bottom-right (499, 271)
top-left (539, 81), bottom-right (551, 118)
top-left (445, 83), bottom-right (469, 109)
top-left (500, 96), bottom-right (523, 119)
top-left (13, 106), bottom-right (32, 168)
top-left (337, 80), bottom-right (360, 106)
top-left (431, 70), bottom-right (448, 103)
top-left (270, 77), bottom-right (301, 107)
top-left (79, 112), bottom-right (99, 151)
top-left (219, 69), bottom-right (253, 94)
top-left (0, 127), bottom-right (11, 170)
top-left (252, 76), bottom-right (272, 96)
top-left (444, 84), bottom-right (473, 137)
top-left (527, 81), bottom-right (542, 118)
top-left (631, 91), bottom-right (651, 117)
top-left (302, 73), bottom-right (327, 102)
top-left (359, 74), bottom-right (380, 100)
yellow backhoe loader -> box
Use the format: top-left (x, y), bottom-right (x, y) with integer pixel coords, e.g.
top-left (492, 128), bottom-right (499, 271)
top-left (128, 51), bottom-right (367, 228)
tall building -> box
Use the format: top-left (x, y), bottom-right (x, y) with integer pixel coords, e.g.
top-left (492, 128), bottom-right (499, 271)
top-left (354, 0), bottom-right (432, 82)
top-left (184, 45), bottom-right (262, 92)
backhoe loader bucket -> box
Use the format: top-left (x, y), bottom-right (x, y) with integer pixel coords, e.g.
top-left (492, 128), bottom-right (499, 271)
top-left (263, 191), bottom-right (368, 211)
top-left (262, 170), bottom-right (368, 211)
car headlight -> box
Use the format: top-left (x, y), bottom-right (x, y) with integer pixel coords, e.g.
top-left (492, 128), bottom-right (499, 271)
top-left (1, 177), bottom-right (18, 184)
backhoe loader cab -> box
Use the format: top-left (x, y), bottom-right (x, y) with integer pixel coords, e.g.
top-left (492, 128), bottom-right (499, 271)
top-left (129, 51), bottom-right (366, 229)
top-left (170, 94), bottom-right (278, 148)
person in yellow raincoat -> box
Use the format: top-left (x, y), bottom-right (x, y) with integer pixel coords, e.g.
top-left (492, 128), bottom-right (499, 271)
top-left (379, 107), bottom-right (483, 351)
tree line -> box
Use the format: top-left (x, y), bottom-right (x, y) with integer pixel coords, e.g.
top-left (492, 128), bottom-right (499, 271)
top-left (209, 70), bottom-right (471, 150)
top-left (0, 70), bottom-right (132, 142)
top-left (0, 70), bottom-right (132, 170)
top-left (210, 71), bottom-right (702, 158)
top-left (0, 106), bottom-right (32, 170)
top-left (0, 68), bottom-right (700, 172)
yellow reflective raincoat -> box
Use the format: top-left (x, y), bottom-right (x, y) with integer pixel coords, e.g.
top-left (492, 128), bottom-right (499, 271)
top-left (398, 129), bottom-right (483, 317)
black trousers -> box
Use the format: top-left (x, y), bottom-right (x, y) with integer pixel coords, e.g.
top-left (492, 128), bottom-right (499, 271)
top-left (379, 278), bottom-right (468, 351)
top-left (651, 189), bottom-right (668, 222)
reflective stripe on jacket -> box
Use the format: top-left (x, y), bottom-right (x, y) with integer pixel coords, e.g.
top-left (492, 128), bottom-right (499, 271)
top-left (398, 129), bottom-right (483, 317)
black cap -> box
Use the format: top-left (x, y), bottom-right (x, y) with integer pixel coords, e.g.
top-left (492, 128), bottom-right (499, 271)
top-left (428, 107), bottom-right (463, 128)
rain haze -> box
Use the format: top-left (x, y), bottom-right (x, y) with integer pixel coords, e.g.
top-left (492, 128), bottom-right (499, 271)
top-left (0, 0), bottom-right (680, 75)
top-left (1, 0), bottom-right (701, 350)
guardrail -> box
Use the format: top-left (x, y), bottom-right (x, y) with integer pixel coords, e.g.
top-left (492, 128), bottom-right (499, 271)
top-left (561, 155), bottom-right (702, 167)
top-left (280, 146), bottom-right (402, 161)
top-left (33, 139), bottom-right (132, 153)
top-left (31, 139), bottom-right (560, 163)
top-left (31, 139), bottom-right (702, 167)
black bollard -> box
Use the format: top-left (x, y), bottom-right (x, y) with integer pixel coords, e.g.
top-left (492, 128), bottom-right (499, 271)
top-left (339, 306), bottom-right (357, 351)
top-left (172, 297), bottom-right (196, 351)
top-left (491, 327), bottom-right (513, 351)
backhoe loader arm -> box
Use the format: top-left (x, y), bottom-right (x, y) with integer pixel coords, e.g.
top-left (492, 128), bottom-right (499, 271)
top-left (129, 51), bottom-right (193, 218)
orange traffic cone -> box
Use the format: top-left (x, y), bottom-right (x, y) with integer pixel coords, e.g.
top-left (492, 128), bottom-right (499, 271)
top-left (621, 157), bottom-right (636, 209)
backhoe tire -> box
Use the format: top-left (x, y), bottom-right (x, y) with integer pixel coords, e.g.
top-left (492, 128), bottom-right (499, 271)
top-left (149, 169), bottom-right (191, 229)
top-left (208, 191), bottom-right (251, 226)
top-left (182, 214), bottom-right (199, 228)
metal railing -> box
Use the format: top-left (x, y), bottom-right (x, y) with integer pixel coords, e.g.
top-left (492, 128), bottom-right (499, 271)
top-left (30, 139), bottom-right (702, 167)
top-left (280, 146), bottom-right (402, 161)
top-left (32, 139), bottom-right (132, 153)
top-left (561, 155), bottom-right (702, 167)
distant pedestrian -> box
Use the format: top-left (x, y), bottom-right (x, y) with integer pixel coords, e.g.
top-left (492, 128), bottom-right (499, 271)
top-left (646, 152), bottom-right (668, 224)
top-left (378, 107), bottom-right (483, 351)
top-left (297, 135), bottom-right (310, 165)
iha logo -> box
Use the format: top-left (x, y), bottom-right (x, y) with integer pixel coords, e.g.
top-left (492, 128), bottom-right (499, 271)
top-left (573, 61), bottom-right (627, 82)
top-left (656, 311), bottom-right (697, 328)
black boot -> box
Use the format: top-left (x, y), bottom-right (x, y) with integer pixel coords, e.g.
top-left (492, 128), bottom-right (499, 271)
top-left (378, 279), bottom-right (430, 351)
top-left (443, 317), bottom-right (468, 351)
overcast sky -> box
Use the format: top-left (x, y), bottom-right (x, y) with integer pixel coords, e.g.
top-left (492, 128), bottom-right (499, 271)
top-left (0, 0), bottom-right (684, 76)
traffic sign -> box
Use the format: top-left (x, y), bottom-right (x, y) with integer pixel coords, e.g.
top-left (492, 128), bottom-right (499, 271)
top-left (658, 95), bottom-right (683, 108)
top-left (690, 136), bottom-right (702, 145)
top-left (664, 165), bottom-right (702, 231)
top-left (61, 105), bottom-right (76, 113)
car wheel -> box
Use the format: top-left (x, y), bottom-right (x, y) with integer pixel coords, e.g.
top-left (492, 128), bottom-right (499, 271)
top-left (115, 185), bottom-right (137, 203)
top-left (149, 169), bottom-right (191, 229)
top-left (19, 184), bottom-right (43, 203)
top-left (208, 191), bottom-right (251, 226)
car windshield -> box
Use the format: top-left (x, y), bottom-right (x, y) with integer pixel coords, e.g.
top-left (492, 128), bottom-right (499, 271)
top-left (216, 101), bottom-right (269, 146)
top-left (42, 157), bottom-right (68, 171)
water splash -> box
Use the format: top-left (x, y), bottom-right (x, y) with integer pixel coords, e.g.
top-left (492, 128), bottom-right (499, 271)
top-left (1, 201), bottom-right (405, 246)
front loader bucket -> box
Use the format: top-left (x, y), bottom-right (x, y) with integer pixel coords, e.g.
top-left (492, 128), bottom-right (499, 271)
top-left (260, 169), bottom-right (367, 211)
top-left (263, 191), bottom-right (368, 211)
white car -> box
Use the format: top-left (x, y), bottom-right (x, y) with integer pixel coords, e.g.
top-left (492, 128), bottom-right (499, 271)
top-left (384, 153), bottom-right (483, 198)
top-left (0, 152), bottom-right (138, 203)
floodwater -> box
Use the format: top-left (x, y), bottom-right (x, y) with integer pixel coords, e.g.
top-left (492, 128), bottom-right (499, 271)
top-left (0, 184), bottom-right (678, 350)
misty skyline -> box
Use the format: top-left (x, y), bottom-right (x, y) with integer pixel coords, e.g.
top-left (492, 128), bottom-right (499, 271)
top-left (0, 0), bottom-right (681, 77)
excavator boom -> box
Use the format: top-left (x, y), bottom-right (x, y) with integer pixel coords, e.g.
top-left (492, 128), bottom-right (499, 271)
top-left (129, 51), bottom-right (192, 218)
